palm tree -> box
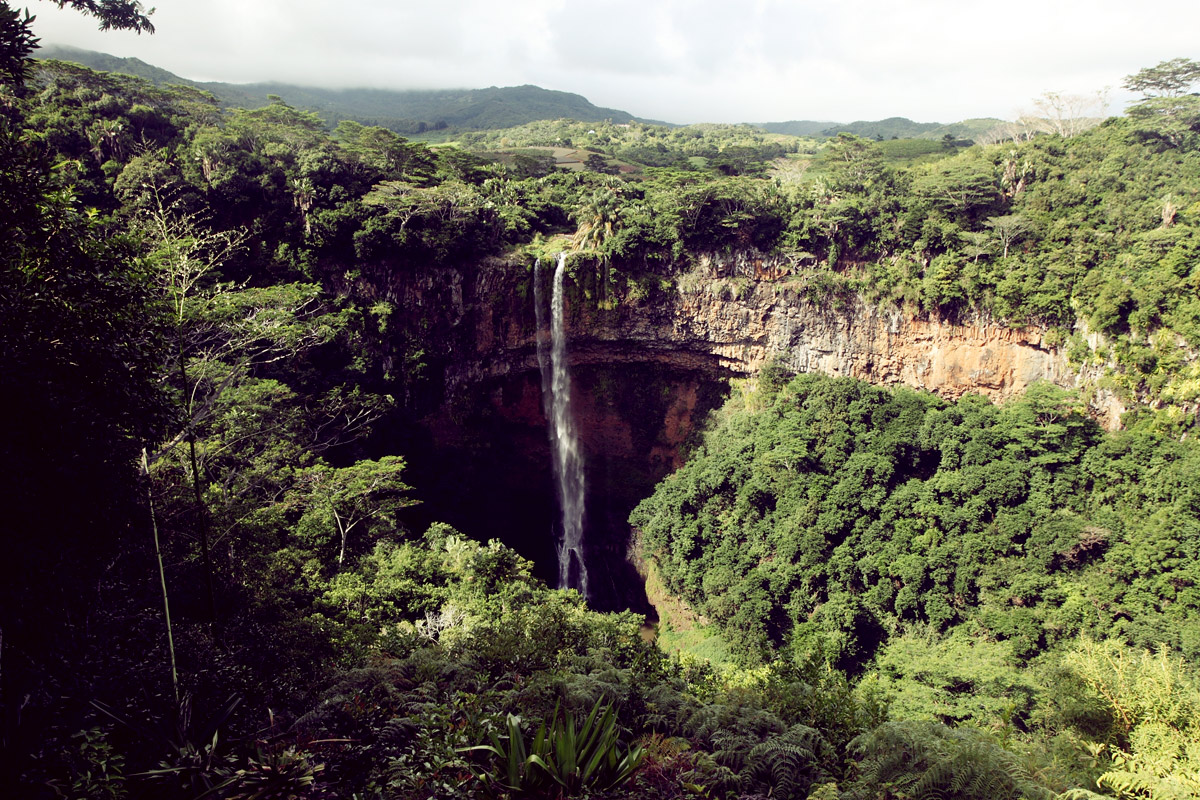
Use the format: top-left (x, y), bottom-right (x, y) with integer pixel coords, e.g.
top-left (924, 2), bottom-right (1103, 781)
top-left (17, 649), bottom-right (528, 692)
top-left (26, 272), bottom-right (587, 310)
top-left (570, 181), bottom-right (626, 254)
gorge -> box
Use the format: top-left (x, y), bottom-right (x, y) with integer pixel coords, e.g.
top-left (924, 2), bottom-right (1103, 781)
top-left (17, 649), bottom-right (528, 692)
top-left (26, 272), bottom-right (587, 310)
top-left (11, 43), bottom-right (1200, 798)
top-left (392, 250), bottom-right (1123, 612)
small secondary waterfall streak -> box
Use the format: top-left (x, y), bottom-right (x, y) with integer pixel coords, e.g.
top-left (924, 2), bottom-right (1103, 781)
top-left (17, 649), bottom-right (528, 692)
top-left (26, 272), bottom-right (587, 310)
top-left (535, 253), bottom-right (588, 599)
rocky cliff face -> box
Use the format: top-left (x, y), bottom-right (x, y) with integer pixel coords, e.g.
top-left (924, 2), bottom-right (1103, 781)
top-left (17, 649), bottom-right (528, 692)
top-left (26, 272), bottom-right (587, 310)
top-left (435, 254), bottom-right (1124, 429)
top-left (389, 253), bottom-right (1123, 611)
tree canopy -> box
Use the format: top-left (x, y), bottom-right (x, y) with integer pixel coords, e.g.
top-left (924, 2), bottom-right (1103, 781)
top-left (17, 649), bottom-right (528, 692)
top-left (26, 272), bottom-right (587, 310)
top-left (4, 41), bottom-right (1200, 799)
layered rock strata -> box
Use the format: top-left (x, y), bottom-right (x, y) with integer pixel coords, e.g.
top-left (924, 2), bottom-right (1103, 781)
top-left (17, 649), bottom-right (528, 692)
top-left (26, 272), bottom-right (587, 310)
top-left (427, 256), bottom-right (1124, 428)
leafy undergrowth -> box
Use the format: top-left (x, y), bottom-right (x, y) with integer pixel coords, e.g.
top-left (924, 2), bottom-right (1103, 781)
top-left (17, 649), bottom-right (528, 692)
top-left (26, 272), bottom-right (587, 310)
top-left (41, 523), bottom-right (1199, 799)
top-left (9, 38), bottom-right (1200, 800)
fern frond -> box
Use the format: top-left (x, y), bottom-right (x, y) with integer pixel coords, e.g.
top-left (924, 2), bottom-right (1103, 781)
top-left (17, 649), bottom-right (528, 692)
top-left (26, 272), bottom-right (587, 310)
top-left (848, 721), bottom-right (1054, 800)
top-left (1056, 789), bottom-right (1111, 800)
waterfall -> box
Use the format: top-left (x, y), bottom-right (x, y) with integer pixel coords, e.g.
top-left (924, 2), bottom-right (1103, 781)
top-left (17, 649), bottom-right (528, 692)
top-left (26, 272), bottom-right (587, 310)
top-left (535, 253), bottom-right (588, 599)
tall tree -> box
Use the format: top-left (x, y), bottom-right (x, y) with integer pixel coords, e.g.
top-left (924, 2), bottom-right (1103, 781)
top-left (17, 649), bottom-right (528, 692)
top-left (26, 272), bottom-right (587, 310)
top-left (0, 0), bottom-right (163, 782)
top-left (1123, 58), bottom-right (1200, 148)
top-left (291, 456), bottom-right (417, 569)
top-left (1031, 90), bottom-right (1108, 137)
top-left (1123, 57), bottom-right (1200, 98)
top-left (0, 2), bottom-right (36, 86)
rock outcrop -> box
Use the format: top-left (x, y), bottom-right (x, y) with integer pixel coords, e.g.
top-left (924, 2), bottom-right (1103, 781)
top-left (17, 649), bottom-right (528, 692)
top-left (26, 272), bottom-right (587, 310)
top-left (391, 253), bottom-right (1124, 611)
top-left (429, 255), bottom-right (1124, 428)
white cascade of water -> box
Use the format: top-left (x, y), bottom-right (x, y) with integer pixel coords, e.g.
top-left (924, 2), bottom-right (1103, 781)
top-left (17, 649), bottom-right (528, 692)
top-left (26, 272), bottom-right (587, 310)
top-left (534, 253), bottom-right (588, 599)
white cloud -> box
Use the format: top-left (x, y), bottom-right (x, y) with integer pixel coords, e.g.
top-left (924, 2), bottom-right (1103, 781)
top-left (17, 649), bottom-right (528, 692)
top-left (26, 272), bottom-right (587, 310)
top-left (28, 0), bottom-right (1200, 123)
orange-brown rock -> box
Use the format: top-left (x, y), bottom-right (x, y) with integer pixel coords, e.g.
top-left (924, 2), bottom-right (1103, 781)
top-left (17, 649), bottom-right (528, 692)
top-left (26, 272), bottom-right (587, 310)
top-left (425, 256), bottom-right (1123, 429)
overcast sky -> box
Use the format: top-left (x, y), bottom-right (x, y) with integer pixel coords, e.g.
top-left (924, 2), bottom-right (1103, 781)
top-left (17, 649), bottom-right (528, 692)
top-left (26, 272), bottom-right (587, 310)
top-left (28, 0), bottom-right (1200, 125)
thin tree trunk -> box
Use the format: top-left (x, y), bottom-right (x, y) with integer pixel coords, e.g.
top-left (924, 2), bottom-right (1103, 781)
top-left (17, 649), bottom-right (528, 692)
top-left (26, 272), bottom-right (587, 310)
top-left (177, 343), bottom-right (217, 628)
top-left (336, 512), bottom-right (348, 568)
top-left (143, 450), bottom-right (179, 705)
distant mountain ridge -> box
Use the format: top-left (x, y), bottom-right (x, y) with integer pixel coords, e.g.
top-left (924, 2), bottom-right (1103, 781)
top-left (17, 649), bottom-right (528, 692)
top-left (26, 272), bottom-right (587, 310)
top-left (37, 45), bottom-right (1004, 140)
top-left (758, 116), bottom-right (1004, 141)
top-left (37, 45), bottom-right (654, 134)
top-left (208, 82), bottom-right (653, 134)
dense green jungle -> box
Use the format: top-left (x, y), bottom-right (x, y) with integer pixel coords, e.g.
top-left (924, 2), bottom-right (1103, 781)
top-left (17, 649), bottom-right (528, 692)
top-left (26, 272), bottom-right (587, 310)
top-left (4, 4), bottom-right (1200, 799)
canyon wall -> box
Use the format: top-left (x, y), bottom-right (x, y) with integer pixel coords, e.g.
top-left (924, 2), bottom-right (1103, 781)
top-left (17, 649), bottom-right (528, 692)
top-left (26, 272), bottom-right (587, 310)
top-left (436, 255), bottom-right (1124, 428)
top-left (391, 253), bottom-right (1123, 611)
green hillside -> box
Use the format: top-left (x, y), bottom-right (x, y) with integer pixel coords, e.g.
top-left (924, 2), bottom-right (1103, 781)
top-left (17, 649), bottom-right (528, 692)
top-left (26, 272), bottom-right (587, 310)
top-left (41, 47), bottom-right (999, 140)
top-left (760, 115), bottom-right (1004, 141)
top-left (37, 45), bottom-right (650, 133)
top-left (6, 17), bottom-right (1200, 799)
top-left (203, 82), bottom-right (648, 134)
top-left (38, 44), bottom-right (181, 84)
